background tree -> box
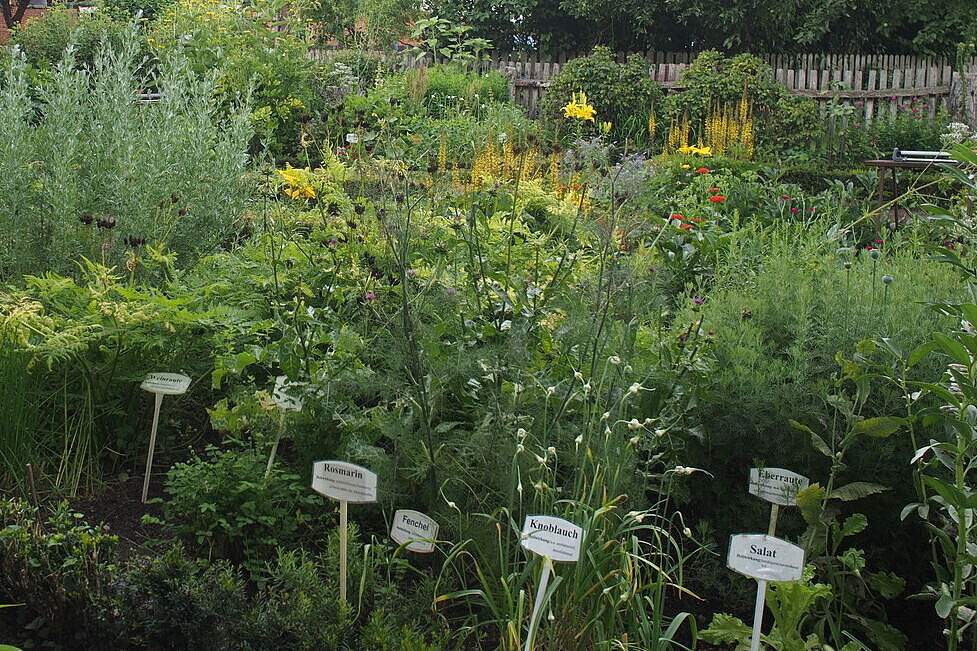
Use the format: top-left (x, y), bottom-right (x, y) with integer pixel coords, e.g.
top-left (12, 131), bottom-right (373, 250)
top-left (1, 0), bottom-right (29, 30)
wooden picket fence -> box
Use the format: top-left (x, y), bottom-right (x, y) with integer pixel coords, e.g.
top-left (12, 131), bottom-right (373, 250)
top-left (310, 49), bottom-right (977, 130)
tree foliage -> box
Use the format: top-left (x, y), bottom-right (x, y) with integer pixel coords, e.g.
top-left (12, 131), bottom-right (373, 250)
top-left (427, 0), bottom-right (977, 55)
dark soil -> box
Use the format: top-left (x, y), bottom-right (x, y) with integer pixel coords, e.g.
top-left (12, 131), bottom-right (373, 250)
top-left (69, 474), bottom-right (165, 560)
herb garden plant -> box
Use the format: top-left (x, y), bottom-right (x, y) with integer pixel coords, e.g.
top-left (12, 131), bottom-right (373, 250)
top-left (1, 9), bottom-right (976, 649)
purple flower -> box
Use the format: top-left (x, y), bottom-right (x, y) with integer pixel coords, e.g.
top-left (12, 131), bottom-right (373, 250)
top-left (364, 292), bottom-right (376, 301)
top-left (328, 237), bottom-right (339, 246)
top-left (692, 297), bottom-right (704, 305)
top-left (407, 269), bottom-right (416, 277)
top-left (446, 287), bottom-right (457, 296)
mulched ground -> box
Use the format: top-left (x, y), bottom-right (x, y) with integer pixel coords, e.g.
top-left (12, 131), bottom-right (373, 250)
top-left (69, 474), bottom-right (165, 560)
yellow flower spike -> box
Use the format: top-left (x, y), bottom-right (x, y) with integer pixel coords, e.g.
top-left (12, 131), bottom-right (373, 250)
top-left (599, 121), bottom-right (612, 135)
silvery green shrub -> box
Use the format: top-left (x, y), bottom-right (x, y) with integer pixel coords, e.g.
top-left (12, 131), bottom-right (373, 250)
top-left (0, 26), bottom-right (252, 283)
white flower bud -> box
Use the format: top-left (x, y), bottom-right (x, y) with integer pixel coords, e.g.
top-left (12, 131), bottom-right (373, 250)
top-left (628, 382), bottom-right (642, 395)
top-left (627, 418), bottom-right (641, 430)
top-left (608, 355), bottom-right (621, 365)
top-left (574, 371), bottom-right (583, 381)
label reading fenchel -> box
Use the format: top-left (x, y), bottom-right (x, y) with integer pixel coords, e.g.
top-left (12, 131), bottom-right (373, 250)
top-left (727, 534), bottom-right (805, 582)
top-left (390, 509), bottom-right (439, 553)
top-left (140, 372), bottom-right (191, 395)
top-left (312, 461), bottom-right (377, 503)
top-left (520, 515), bottom-right (583, 562)
top-left (748, 467), bottom-right (809, 506)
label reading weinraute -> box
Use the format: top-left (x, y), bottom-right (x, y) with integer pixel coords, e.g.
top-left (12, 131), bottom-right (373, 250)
top-left (140, 372), bottom-right (191, 395)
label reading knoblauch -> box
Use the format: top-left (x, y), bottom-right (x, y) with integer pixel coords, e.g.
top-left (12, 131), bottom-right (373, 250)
top-left (520, 514), bottom-right (583, 562)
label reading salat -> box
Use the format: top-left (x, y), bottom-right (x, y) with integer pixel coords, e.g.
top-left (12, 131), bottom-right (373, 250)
top-left (520, 515), bottom-right (583, 562)
top-left (311, 460), bottom-right (377, 503)
top-left (390, 509), bottom-right (439, 553)
top-left (140, 372), bottom-right (191, 395)
top-left (272, 376), bottom-right (303, 412)
top-left (748, 467), bottom-right (809, 506)
top-left (727, 534), bottom-right (805, 582)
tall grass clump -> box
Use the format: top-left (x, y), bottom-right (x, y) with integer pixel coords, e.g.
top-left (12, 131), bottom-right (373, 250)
top-left (0, 25), bottom-right (252, 284)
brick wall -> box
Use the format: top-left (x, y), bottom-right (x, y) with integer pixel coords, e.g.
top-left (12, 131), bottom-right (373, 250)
top-left (0, 8), bottom-right (48, 44)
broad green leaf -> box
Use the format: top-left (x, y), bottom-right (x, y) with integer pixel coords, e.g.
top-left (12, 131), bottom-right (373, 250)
top-left (851, 416), bottom-right (903, 438)
top-left (788, 419), bottom-right (815, 436)
top-left (867, 571), bottom-right (905, 599)
top-left (961, 304), bottom-right (977, 330)
top-left (933, 333), bottom-right (972, 366)
top-left (829, 482), bottom-right (888, 501)
top-left (840, 512), bottom-right (868, 537)
top-left (921, 475), bottom-right (968, 508)
top-left (862, 617), bottom-right (909, 651)
top-left (936, 594), bottom-right (954, 619)
top-left (796, 483), bottom-right (825, 525)
top-left (907, 340), bottom-right (938, 368)
top-left (810, 432), bottom-right (833, 458)
top-left (698, 613), bottom-right (752, 645)
top-left (856, 339), bottom-right (878, 356)
top-left (911, 442), bottom-right (955, 465)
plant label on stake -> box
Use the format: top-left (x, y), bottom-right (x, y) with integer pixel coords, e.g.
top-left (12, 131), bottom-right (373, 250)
top-left (728, 534), bottom-right (805, 651)
top-left (139, 373), bottom-right (190, 503)
top-left (265, 376), bottom-right (303, 478)
top-left (749, 467), bottom-right (809, 507)
top-left (520, 515), bottom-right (583, 651)
top-left (312, 460), bottom-right (377, 603)
top-left (390, 509), bottom-right (439, 553)
top-left (272, 375), bottom-right (303, 412)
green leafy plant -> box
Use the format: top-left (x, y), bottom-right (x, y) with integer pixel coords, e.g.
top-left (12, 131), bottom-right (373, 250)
top-left (540, 46), bottom-right (663, 147)
top-left (155, 444), bottom-right (323, 578)
top-left (0, 499), bottom-right (117, 647)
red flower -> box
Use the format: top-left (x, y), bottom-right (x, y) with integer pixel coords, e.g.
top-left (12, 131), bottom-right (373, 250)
top-left (709, 187), bottom-right (722, 194)
top-left (708, 195), bottom-right (727, 203)
top-left (779, 195), bottom-right (791, 200)
top-left (691, 217), bottom-right (707, 222)
top-left (695, 168), bottom-right (710, 174)
top-left (670, 213), bottom-right (684, 220)
top-left (678, 224), bottom-right (694, 230)
top-left (789, 207), bottom-right (799, 213)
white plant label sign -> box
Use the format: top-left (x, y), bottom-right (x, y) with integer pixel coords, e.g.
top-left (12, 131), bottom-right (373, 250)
top-left (748, 467), bottom-right (809, 506)
top-left (390, 509), bottom-right (439, 553)
top-left (520, 515), bottom-right (583, 562)
top-left (140, 372), bottom-right (191, 395)
top-left (727, 534), bottom-right (805, 582)
top-left (345, 133), bottom-right (359, 143)
top-left (312, 461), bottom-right (377, 503)
top-left (272, 375), bottom-right (303, 412)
